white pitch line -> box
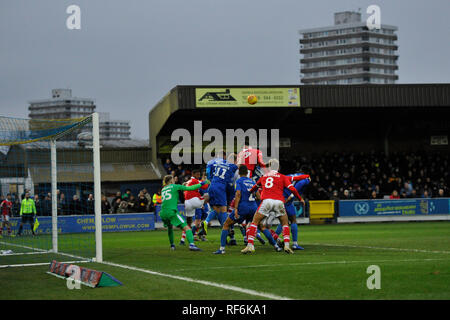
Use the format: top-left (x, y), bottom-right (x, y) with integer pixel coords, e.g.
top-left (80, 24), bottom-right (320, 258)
top-left (101, 260), bottom-right (293, 300)
top-left (0, 240), bottom-right (94, 262)
top-left (0, 240), bottom-right (49, 253)
top-left (0, 251), bottom-right (48, 256)
top-left (306, 242), bottom-right (450, 254)
top-left (0, 260), bottom-right (90, 268)
top-left (171, 258), bottom-right (450, 272)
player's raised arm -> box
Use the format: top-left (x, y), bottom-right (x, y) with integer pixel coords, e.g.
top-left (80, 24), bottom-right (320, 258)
top-left (249, 178), bottom-right (262, 193)
top-left (256, 150), bottom-right (270, 174)
top-left (291, 174), bottom-right (310, 182)
top-left (178, 180), bottom-right (209, 191)
top-left (200, 180), bottom-right (209, 190)
top-left (284, 176), bottom-right (303, 201)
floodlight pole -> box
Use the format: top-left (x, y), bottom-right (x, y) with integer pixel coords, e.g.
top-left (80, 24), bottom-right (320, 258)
top-left (50, 140), bottom-right (58, 253)
top-left (92, 113), bottom-right (103, 263)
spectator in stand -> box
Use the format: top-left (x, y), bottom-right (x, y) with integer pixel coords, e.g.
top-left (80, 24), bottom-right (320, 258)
top-left (142, 188), bottom-right (152, 211)
top-left (122, 189), bottom-right (132, 201)
top-left (370, 190), bottom-right (379, 200)
top-left (86, 193), bottom-right (95, 215)
top-left (330, 190), bottom-right (340, 201)
top-left (113, 191), bottom-right (122, 203)
top-left (34, 195), bottom-right (42, 216)
top-left (117, 200), bottom-right (129, 213)
top-left (127, 195), bottom-right (137, 212)
top-left (176, 165), bottom-right (185, 178)
top-left (353, 185), bottom-right (365, 199)
top-left (422, 190), bottom-right (431, 198)
top-left (152, 189), bottom-right (162, 209)
top-left (101, 195), bottom-right (111, 214)
top-left (137, 192), bottom-right (149, 213)
top-left (12, 195), bottom-right (20, 217)
top-left (43, 195), bottom-right (52, 216)
top-left (112, 198), bottom-right (122, 214)
top-left (435, 188), bottom-right (446, 198)
top-left (58, 193), bottom-right (67, 215)
top-left (164, 158), bottom-right (174, 173)
top-left (408, 189), bottom-right (418, 198)
top-left (70, 195), bottom-right (82, 215)
top-left (389, 190), bottom-right (400, 199)
top-left (341, 189), bottom-right (352, 200)
top-left (402, 181), bottom-right (413, 197)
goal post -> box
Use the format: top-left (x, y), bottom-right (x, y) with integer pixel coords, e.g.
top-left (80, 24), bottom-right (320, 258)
top-left (92, 112), bottom-right (103, 263)
top-left (51, 139), bottom-right (57, 253)
top-left (0, 113), bottom-right (103, 267)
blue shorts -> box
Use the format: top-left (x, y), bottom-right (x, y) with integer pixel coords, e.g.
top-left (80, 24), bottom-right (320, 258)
top-left (285, 202), bottom-right (297, 217)
top-left (208, 183), bottom-right (227, 207)
top-left (194, 208), bottom-right (204, 220)
top-left (229, 203), bottom-right (257, 224)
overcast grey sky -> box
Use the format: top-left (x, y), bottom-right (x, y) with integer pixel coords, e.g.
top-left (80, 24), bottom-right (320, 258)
top-left (1, 0), bottom-right (449, 139)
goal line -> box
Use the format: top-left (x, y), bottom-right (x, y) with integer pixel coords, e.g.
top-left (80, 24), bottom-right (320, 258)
top-left (0, 240), bottom-right (92, 268)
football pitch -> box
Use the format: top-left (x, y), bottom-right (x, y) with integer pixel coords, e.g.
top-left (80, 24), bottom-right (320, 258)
top-left (1, 221), bottom-right (449, 300)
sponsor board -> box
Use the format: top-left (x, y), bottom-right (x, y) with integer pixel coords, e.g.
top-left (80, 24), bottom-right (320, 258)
top-left (195, 88), bottom-right (300, 107)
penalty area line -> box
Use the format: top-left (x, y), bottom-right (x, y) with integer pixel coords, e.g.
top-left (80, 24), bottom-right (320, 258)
top-left (101, 260), bottom-right (293, 300)
top-left (306, 242), bottom-right (450, 254)
top-left (171, 258), bottom-right (449, 272)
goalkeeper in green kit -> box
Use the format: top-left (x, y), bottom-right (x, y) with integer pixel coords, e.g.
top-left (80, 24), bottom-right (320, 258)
top-left (160, 175), bottom-right (209, 251)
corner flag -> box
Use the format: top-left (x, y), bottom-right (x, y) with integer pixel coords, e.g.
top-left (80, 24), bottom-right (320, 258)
top-left (33, 217), bottom-right (40, 232)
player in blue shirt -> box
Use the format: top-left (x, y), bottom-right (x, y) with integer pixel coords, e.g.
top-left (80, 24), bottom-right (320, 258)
top-left (272, 168), bottom-right (311, 250)
top-left (206, 153), bottom-right (224, 181)
top-left (214, 165), bottom-right (281, 254)
top-left (201, 152), bottom-right (238, 234)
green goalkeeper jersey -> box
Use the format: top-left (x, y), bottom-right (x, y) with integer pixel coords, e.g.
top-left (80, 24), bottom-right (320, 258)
top-left (161, 183), bottom-right (202, 212)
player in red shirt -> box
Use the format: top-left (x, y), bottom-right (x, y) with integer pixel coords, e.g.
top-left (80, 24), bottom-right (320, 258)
top-left (241, 159), bottom-right (306, 254)
top-left (237, 145), bottom-right (268, 178)
top-left (180, 169), bottom-right (209, 244)
top-left (0, 194), bottom-right (13, 236)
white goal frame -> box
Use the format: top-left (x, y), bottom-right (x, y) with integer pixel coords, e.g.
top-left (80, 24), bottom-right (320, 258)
top-left (0, 112), bottom-right (103, 267)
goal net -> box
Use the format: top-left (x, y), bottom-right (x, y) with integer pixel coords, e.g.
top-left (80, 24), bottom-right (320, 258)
top-left (0, 114), bottom-right (102, 268)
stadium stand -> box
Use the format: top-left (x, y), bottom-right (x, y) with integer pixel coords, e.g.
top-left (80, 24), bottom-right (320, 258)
top-left (288, 150), bottom-right (449, 200)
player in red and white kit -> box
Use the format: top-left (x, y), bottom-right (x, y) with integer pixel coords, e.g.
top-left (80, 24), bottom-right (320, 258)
top-left (241, 159), bottom-right (306, 254)
top-left (237, 145), bottom-right (267, 178)
top-left (180, 169), bottom-right (209, 244)
top-left (0, 194), bottom-right (13, 237)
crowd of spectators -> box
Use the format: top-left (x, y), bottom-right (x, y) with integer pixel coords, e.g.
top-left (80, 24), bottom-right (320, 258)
top-left (163, 151), bottom-right (449, 202)
top-left (0, 187), bottom-right (163, 216)
top-left (291, 150), bottom-right (449, 201)
top-left (105, 188), bottom-right (159, 214)
top-left (3, 151), bottom-right (447, 216)
top-left (163, 158), bottom-right (192, 185)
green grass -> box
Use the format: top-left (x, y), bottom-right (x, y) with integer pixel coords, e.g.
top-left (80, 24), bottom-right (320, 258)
top-left (1, 221), bottom-right (449, 300)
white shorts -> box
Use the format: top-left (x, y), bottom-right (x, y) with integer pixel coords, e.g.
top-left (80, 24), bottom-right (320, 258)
top-left (1, 215), bottom-right (9, 222)
top-left (184, 197), bottom-right (204, 217)
top-left (257, 199), bottom-right (286, 218)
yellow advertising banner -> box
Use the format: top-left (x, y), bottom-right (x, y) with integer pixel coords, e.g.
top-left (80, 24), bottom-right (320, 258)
top-left (195, 88), bottom-right (300, 107)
